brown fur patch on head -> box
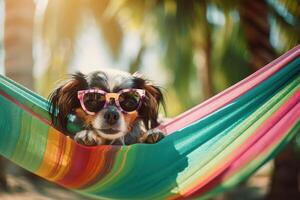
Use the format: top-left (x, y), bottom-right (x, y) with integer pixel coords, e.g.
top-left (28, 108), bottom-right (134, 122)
top-left (123, 111), bottom-right (138, 131)
top-left (74, 108), bottom-right (97, 129)
top-left (141, 83), bottom-right (164, 130)
top-left (132, 73), bottom-right (165, 130)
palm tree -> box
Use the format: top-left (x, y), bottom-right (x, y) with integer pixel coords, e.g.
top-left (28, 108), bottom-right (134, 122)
top-left (212, 1), bottom-right (300, 199)
top-left (240, 0), bottom-right (276, 70)
top-left (264, 2), bottom-right (300, 199)
top-left (0, 0), bottom-right (35, 191)
top-left (210, 0), bottom-right (300, 199)
top-left (240, 1), bottom-right (300, 199)
top-left (4, 0), bottom-right (35, 89)
top-left (268, 0), bottom-right (300, 52)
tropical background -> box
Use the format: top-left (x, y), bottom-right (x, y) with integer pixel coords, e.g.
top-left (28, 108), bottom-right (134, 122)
top-left (0, 0), bottom-right (300, 199)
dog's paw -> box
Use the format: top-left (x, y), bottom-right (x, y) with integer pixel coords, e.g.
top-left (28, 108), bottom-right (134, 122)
top-left (74, 130), bottom-right (105, 146)
top-left (145, 130), bottom-right (165, 144)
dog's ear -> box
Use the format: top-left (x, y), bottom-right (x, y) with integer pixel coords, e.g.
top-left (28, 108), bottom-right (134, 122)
top-left (133, 73), bottom-right (164, 130)
top-left (48, 72), bottom-right (87, 132)
top-left (143, 83), bottom-right (164, 130)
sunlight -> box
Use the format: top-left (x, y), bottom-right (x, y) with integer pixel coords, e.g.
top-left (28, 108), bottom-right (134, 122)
top-left (70, 22), bottom-right (112, 73)
top-left (207, 5), bottom-right (225, 26)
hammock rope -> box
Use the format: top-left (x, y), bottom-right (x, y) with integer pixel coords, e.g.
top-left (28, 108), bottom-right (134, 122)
top-left (0, 45), bottom-right (300, 200)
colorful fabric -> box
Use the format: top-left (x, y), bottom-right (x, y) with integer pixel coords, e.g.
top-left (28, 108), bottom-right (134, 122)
top-left (0, 45), bottom-right (300, 200)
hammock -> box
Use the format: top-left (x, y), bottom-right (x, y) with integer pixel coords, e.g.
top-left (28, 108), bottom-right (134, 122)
top-left (0, 45), bottom-right (300, 200)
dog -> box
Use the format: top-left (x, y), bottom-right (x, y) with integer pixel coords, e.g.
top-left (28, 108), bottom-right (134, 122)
top-left (48, 69), bottom-right (165, 146)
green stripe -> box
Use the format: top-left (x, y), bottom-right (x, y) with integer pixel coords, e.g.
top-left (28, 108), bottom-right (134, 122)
top-left (11, 111), bottom-right (48, 172)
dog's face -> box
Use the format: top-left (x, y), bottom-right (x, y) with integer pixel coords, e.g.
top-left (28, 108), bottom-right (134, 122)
top-left (48, 69), bottom-right (164, 141)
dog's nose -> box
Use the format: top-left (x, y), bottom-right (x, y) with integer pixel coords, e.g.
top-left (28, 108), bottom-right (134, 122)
top-left (104, 107), bottom-right (120, 125)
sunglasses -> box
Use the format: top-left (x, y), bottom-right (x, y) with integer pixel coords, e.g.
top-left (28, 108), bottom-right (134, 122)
top-left (77, 88), bottom-right (145, 115)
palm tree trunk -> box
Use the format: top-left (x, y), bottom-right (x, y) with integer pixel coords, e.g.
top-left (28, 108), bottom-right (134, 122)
top-left (266, 144), bottom-right (300, 200)
top-left (4, 0), bottom-right (35, 89)
top-left (1, 0), bottom-right (35, 190)
top-left (240, 0), bottom-right (276, 70)
top-left (196, 0), bottom-right (213, 99)
top-left (240, 1), bottom-right (300, 199)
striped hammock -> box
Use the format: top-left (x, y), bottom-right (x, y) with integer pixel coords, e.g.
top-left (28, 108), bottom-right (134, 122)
top-left (0, 45), bottom-right (300, 200)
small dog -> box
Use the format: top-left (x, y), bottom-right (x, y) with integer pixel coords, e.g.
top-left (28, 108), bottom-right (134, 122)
top-left (48, 69), bottom-right (165, 146)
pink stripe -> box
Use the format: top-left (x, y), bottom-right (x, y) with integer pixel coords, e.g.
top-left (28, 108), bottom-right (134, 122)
top-left (225, 103), bottom-right (300, 176)
top-left (189, 101), bottom-right (300, 199)
top-left (160, 45), bottom-right (300, 134)
top-left (184, 89), bottom-right (300, 198)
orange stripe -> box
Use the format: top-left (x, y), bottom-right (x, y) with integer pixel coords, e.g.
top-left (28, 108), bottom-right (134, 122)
top-left (36, 127), bottom-right (73, 181)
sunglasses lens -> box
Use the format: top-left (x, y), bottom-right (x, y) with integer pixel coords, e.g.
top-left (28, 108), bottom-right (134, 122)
top-left (119, 91), bottom-right (141, 112)
top-left (83, 93), bottom-right (106, 113)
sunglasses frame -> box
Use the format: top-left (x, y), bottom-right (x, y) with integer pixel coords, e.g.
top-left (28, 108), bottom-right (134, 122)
top-left (77, 88), bottom-right (145, 115)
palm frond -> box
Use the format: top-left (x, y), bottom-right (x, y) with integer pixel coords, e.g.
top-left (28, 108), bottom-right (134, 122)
top-left (277, 0), bottom-right (300, 18)
top-left (268, 1), bottom-right (300, 51)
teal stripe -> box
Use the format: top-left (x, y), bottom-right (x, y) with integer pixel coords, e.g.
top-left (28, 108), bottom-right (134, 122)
top-left (0, 91), bottom-right (48, 172)
top-left (0, 74), bottom-right (81, 133)
top-left (0, 95), bottom-right (22, 157)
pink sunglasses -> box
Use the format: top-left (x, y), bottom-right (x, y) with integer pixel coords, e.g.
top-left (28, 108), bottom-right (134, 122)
top-left (77, 88), bottom-right (145, 115)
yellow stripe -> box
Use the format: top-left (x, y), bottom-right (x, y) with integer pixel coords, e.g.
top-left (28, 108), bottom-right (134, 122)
top-left (51, 134), bottom-right (74, 180)
top-left (36, 127), bottom-right (73, 181)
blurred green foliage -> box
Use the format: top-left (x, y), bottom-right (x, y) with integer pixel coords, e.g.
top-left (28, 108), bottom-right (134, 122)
top-left (1, 1), bottom-right (299, 198)
top-left (38, 0), bottom-right (300, 117)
